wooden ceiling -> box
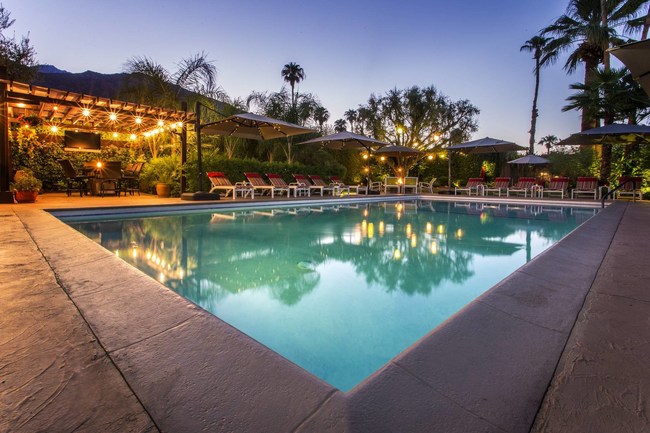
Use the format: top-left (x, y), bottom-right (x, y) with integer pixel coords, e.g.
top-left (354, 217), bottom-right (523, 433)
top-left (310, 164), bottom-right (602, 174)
top-left (3, 80), bottom-right (194, 137)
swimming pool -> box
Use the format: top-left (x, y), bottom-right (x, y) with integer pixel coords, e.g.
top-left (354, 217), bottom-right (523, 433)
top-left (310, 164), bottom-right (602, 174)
top-left (63, 199), bottom-right (598, 391)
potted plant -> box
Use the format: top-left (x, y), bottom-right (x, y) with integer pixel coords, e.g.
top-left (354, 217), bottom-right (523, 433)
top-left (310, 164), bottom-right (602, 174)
top-left (150, 156), bottom-right (179, 198)
top-left (11, 170), bottom-right (42, 203)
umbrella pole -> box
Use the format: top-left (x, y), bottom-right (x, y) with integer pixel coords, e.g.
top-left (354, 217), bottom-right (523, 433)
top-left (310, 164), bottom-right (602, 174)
top-left (447, 150), bottom-right (452, 189)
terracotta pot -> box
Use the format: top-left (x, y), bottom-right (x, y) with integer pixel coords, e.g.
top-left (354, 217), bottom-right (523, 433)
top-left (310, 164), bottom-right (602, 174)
top-left (14, 190), bottom-right (38, 203)
top-left (156, 183), bottom-right (171, 198)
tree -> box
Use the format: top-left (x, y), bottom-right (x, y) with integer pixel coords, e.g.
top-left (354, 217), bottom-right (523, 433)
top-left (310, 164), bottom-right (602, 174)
top-left (538, 135), bottom-right (559, 154)
top-left (563, 67), bottom-right (650, 180)
top-left (313, 106), bottom-right (330, 131)
top-left (541, 0), bottom-right (648, 130)
top-left (354, 85), bottom-right (479, 175)
top-left (521, 36), bottom-right (554, 154)
top-left (344, 109), bottom-right (358, 132)
top-left (124, 52), bottom-right (222, 108)
top-left (334, 119), bottom-right (347, 132)
top-left (0, 5), bottom-right (37, 81)
top-left (281, 62), bottom-right (305, 107)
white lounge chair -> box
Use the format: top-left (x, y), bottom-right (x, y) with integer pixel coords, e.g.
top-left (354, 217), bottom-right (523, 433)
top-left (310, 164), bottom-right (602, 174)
top-left (207, 172), bottom-right (253, 200)
top-left (572, 177), bottom-right (599, 200)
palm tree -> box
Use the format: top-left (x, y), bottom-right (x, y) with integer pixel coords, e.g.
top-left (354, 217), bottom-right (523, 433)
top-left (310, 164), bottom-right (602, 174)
top-left (563, 67), bottom-right (650, 181)
top-left (334, 119), bottom-right (347, 132)
top-left (281, 62), bottom-right (305, 107)
top-left (541, 0), bottom-right (648, 130)
top-left (124, 52), bottom-right (221, 107)
top-left (521, 36), bottom-right (554, 154)
top-left (538, 135), bottom-right (559, 154)
top-left (313, 106), bottom-right (330, 131)
top-left (344, 109), bottom-right (358, 132)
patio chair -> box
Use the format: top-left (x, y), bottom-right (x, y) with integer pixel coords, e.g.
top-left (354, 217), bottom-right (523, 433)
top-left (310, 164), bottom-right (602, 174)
top-left (309, 175), bottom-right (348, 196)
top-left (329, 175), bottom-right (367, 195)
top-left (403, 177), bottom-right (419, 194)
top-left (293, 174), bottom-right (327, 196)
top-left (384, 177), bottom-right (402, 194)
top-left (484, 177), bottom-right (510, 196)
top-left (245, 172), bottom-right (289, 198)
top-left (58, 159), bottom-right (89, 197)
top-left (207, 172), bottom-right (253, 200)
top-left (571, 177), bottom-right (599, 200)
top-left (418, 177), bottom-right (437, 193)
top-left (542, 177), bottom-right (569, 199)
top-left (96, 161), bottom-right (122, 197)
top-left (507, 177), bottom-right (536, 197)
top-left (122, 162), bottom-right (144, 196)
top-left (455, 177), bottom-right (484, 196)
top-left (266, 173), bottom-right (309, 197)
top-left (616, 176), bottom-right (643, 200)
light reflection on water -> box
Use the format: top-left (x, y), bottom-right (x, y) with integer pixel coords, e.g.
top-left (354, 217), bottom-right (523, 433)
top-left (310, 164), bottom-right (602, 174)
top-left (66, 200), bottom-right (597, 391)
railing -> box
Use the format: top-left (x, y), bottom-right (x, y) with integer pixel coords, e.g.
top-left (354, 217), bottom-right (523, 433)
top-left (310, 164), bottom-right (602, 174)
top-left (601, 178), bottom-right (639, 208)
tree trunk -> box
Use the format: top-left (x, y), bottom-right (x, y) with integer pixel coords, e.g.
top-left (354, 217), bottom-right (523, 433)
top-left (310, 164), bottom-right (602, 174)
top-left (528, 55), bottom-right (541, 154)
top-left (601, 0), bottom-right (610, 70)
top-left (599, 114), bottom-right (615, 183)
top-left (581, 57), bottom-right (600, 131)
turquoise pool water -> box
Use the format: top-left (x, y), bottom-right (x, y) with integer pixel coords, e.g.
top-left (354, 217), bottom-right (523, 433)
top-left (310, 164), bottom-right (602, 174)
top-left (63, 200), bottom-right (597, 391)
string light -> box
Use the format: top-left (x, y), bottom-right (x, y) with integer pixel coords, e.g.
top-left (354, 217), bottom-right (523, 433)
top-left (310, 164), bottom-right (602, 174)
top-left (82, 108), bottom-right (91, 117)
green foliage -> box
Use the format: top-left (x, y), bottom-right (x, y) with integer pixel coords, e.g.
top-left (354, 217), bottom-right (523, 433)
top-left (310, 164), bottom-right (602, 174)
top-left (140, 155), bottom-right (181, 196)
top-left (10, 127), bottom-right (65, 191)
top-left (547, 147), bottom-right (598, 184)
top-left (10, 169), bottom-right (42, 191)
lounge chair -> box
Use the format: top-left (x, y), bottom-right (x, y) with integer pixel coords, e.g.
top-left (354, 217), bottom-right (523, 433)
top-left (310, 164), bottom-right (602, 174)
top-left (507, 177), bottom-right (536, 197)
top-left (266, 173), bottom-right (309, 197)
top-left (571, 177), bottom-right (599, 200)
top-left (455, 177), bottom-right (484, 196)
top-left (418, 177), bottom-right (437, 193)
top-left (309, 175), bottom-right (348, 195)
top-left (542, 177), bottom-right (569, 199)
top-left (329, 175), bottom-right (367, 195)
top-left (207, 172), bottom-right (253, 200)
top-left (293, 174), bottom-right (327, 196)
top-left (484, 177), bottom-right (510, 196)
top-left (384, 177), bottom-right (402, 194)
top-left (244, 172), bottom-right (289, 198)
top-left (58, 159), bottom-right (89, 197)
top-left (403, 177), bottom-right (419, 194)
top-left (616, 176), bottom-right (643, 200)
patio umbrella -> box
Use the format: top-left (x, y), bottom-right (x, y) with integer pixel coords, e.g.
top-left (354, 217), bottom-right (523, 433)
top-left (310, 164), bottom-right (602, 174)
top-left (298, 131), bottom-right (390, 152)
top-left (508, 154), bottom-right (551, 179)
top-left (445, 137), bottom-right (526, 188)
top-left (610, 39), bottom-right (650, 97)
top-left (446, 137), bottom-right (526, 154)
top-left (507, 155), bottom-right (550, 165)
top-left (556, 123), bottom-right (650, 146)
top-left (201, 112), bottom-right (316, 140)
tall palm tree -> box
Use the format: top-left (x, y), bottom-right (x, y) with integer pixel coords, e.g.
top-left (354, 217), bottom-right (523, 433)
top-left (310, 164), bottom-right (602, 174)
top-left (538, 135), bottom-right (559, 155)
top-left (521, 36), bottom-right (554, 154)
top-left (541, 0), bottom-right (648, 130)
top-left (281, 62), bottom-right (305, 107)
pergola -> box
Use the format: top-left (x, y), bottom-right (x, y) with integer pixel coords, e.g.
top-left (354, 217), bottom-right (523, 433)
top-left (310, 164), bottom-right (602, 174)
top-left (0, 79), bottom-right (193, 202)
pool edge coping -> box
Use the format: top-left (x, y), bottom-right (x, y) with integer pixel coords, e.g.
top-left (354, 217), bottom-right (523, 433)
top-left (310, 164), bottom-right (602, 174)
top-left (16, 198), bottom-right (622, 432)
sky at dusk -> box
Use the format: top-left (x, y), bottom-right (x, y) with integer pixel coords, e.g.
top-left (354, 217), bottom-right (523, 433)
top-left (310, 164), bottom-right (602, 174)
top-left (4, 0), bottom-right (636, 150)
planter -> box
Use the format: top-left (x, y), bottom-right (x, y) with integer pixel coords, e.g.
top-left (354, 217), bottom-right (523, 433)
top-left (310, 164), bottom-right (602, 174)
top-left (156, 182), bottom-right (171, 198)
top-left (14, 190), bottom-right (38, 203)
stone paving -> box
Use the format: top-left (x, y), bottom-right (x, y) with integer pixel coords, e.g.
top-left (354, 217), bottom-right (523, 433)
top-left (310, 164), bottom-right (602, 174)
top-left (1, 193), bottom-right (648, 433)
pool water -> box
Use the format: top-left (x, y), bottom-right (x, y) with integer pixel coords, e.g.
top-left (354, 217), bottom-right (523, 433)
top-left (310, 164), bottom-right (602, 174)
top-left (64, 200), bottom-right (597, 391)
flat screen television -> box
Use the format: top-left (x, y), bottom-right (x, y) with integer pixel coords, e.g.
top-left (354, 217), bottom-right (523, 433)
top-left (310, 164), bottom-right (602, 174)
top-left (64, 131), bottom-right (101, 152)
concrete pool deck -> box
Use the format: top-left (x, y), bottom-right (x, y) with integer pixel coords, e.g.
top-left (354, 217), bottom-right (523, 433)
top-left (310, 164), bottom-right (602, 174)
top-left (1, 193), bottom-right (648, 432)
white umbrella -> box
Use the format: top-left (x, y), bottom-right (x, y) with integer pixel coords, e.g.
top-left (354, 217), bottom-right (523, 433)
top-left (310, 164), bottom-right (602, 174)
top-left (447, 137), bottom-right (526, 154)
top-left (507, 155), bottom-right (550, 165)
